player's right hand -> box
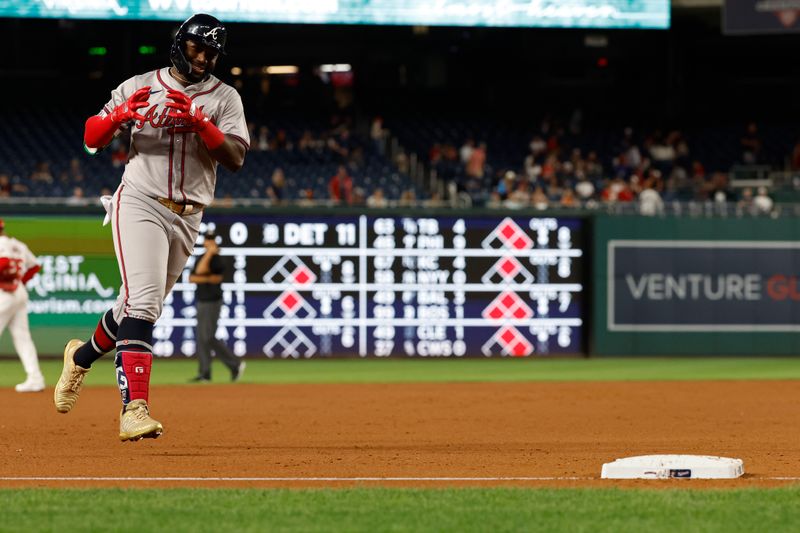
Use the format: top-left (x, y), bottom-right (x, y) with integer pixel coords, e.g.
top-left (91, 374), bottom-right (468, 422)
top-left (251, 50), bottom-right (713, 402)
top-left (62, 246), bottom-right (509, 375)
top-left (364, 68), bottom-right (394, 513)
top-left (109, 86), bottom-right (152, 124)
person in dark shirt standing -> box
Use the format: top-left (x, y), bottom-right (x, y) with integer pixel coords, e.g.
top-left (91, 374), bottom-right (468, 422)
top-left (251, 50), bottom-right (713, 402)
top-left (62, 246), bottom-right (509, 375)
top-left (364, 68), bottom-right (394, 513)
top-left (189, 230), bottom-right (245, 382)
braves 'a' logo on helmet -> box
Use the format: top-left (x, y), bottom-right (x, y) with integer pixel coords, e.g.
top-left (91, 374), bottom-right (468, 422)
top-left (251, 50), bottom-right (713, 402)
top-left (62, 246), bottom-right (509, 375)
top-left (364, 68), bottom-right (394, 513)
top-left (203, 27), bottom-right (222, 42)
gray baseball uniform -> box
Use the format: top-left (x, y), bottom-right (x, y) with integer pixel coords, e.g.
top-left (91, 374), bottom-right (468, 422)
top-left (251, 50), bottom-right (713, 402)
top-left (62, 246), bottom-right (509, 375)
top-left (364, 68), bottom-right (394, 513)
top-left (99, 67), bottom-right (250, 324)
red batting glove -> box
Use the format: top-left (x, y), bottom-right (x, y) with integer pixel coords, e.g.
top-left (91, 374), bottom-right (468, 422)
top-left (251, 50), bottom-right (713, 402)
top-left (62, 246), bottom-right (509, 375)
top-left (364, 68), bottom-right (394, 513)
top-left (109, 86), bottom-right (151, 124)
top-left (165, 89), bottom-right (225, 149)
top-left (84, 86), bottom-right (152, 149)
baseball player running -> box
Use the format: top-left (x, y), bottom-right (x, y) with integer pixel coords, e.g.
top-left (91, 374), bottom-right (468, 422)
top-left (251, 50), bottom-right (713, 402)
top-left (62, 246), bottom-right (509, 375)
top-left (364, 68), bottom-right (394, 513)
top-left (54, 14), bottom-right (249, 442)
top-left (0, 219), bottom-right (44, 392)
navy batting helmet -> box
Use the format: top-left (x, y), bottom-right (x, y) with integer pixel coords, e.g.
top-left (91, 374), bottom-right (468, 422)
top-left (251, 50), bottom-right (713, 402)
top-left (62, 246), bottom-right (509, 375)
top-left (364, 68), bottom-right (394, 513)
top-left (170, 14), bottom-right (227, 81)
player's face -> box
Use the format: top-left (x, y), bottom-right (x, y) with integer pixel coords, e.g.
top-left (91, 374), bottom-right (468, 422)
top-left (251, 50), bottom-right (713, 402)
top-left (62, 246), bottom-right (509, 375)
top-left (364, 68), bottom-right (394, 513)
top-left (184, 39), bottom-right (219, 80)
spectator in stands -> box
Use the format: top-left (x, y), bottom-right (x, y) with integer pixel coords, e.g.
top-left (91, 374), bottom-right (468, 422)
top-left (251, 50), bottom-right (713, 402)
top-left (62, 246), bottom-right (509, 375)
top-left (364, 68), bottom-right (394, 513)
top-left (266, 168), bottom-right (286, 204)
top-left (0, 173), bottom-right (11, 197)
top-left (560, 188), bottom-right (578, 208)
top-left (753, 186), bottom-right (774, 214)
top-left (370, 116), bottom-right (387, 155)
top-left (298, 130), bottom-right (319, 152)
top-left (740, 122), bottom-right (761, 164)
top-left (737, 187), bottom-right (755, 214)
top-left (497, 171), bottom-right (516, 200)
top-left (708, 172), bottom-right (735, 203)
top-left (523, 149), bottom-right (541, 181)
top-left (336, 129), bottom-right (354, 160)
top-left (398, 189), bottom-right (417, 207)
top-left (574, 173), bottom-right (595, 201)
top-left (274, 129), bottom-right (292, 151)
top-left (423, 191), bottom-right (444, 208)
top-left (791, 138), bottom-right (800, 171)
top-left (29, 162), bottom-right (53, 184)
top-left (460, 139), bottom-right (475, 165)
top-left (395, 152), bottom-right (410, 174)
top-left (256, 126), bottom-right (270, 151)
top-left (429, 143), bottom-right (442, 165)
top-left (585, 151), bottom-right (603, 180)
top-left (351, 187), bottom-right (366, 206)
top-left (508, 180), bottom-right (531, 207)
top-left (540, 154), bottom-right (559, 188)
top-left (602, 176), bottom-right (634, 203)
top-left (531, 185), bottom-right (549, 210)
top-left (649, 131), bottom-right (676, 167)
top-left (297, 188), bottom-right (315, 207)
top-left (466, 142), bottom-right (486, 179)
top-left (529, 136), bottom-right (547, 161)
top-left (8, 176), bottom-right (27, 196)
top-left (66, 186), bottom-right (85, 206)
top-left (623, 137), bottom-right (643, 171)
top-left (329, 165), bottom-right (353, 205)
top-left (638, 177), bottom-right (664, 216)
top-left (486, 191), bottom-right (503, 209)
top-left (366, 188), bottom-right (388, 208)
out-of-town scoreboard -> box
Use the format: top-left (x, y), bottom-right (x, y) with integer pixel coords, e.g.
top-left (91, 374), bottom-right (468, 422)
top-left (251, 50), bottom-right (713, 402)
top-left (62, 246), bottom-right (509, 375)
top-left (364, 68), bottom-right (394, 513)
top-left (154, 214), bottom-right (585, 358)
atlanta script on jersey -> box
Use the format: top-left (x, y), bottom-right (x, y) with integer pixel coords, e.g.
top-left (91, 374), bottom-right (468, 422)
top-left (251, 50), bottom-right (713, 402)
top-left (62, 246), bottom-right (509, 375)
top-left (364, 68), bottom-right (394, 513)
top-left (100, 67), bottom-right (250, 206)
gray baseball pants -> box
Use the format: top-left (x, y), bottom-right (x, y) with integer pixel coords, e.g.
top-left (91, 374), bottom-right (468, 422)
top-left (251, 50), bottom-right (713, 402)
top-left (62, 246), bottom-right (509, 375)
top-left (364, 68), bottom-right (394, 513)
top-left (109, 183), bottom-right (202, 325)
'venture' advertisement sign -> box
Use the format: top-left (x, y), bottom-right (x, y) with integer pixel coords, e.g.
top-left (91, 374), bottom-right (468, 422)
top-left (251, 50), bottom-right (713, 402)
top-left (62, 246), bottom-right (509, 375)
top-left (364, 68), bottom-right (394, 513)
top-left (593, 215), bottom-right (800, 356)
top-left (609, 241), bottom-right (800, 332)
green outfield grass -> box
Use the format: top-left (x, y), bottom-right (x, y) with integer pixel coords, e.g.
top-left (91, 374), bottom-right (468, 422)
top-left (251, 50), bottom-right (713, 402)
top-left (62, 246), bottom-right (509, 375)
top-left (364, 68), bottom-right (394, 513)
top-left (2, 357), bottom-right (800, 388)
top-left (1, 487), bottom-right (799, 532)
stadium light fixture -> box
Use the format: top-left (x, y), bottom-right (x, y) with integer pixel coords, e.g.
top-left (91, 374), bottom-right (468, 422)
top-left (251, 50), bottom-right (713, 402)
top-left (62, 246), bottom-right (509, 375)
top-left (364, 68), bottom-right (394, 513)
top-left (230, 67), bottom-right (243, 76)
top-left (320, 64), bottom-right (352, 73)
top-left (265, 65), bottom-right (299, 75)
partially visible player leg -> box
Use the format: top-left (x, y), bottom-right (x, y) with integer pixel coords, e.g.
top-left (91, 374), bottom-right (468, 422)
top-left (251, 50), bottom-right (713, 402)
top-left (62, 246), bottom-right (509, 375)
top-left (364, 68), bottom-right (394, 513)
top-left (112, 191), bottom-right (172, 442)
top-left (116, 317), bottom-right (162, 441)
top-left (72, 309), bottom-right (119, 368)
top-left (9, 287), bottom-right (45, 392)
top-left (204, 300), bottom-right (243, 381)
top-left (54, 308), bottom-right (119, 412)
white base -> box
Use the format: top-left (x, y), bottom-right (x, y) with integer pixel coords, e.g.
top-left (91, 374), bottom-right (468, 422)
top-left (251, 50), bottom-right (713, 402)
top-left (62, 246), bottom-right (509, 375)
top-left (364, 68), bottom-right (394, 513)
top-left (601, 455), bottom-right (744, 479)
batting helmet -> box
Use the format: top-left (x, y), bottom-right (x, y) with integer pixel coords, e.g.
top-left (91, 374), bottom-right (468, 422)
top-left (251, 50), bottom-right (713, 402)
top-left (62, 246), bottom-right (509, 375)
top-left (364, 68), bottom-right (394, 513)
top-left (170, 13), bottom-right (227, 81)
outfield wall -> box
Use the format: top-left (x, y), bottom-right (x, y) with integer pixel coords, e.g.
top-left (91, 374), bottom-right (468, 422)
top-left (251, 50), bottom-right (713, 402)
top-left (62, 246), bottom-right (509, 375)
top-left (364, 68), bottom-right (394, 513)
top-left (2, 208), bottom-right (799, 357)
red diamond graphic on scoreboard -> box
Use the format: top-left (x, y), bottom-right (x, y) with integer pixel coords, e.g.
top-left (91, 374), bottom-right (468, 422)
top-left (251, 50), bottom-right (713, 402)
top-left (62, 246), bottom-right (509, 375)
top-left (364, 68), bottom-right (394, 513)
top-left (481, 256), bottom-right (533, 285)
top-left (500, 223), bottom-right (517, 241)
top-left (291, 265), bottom-right (316, 286)
top-left (496, 325), bottom-right (533, 357)
top-left (278, 290), bottom-right (302, 314)
top-left (482, 291), bottom-right (534, 321)
top-left (499, 257), bottom-right (521, 278)
top-left (482, 217), bottom-right (533, 250)
top-left (497, 219), bottom-right (532, 250)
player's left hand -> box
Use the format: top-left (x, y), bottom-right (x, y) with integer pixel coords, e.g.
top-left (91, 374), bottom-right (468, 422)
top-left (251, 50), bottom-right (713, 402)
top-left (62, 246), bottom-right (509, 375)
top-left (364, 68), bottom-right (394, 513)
top-left (165, 89), bottom-right (211, 132)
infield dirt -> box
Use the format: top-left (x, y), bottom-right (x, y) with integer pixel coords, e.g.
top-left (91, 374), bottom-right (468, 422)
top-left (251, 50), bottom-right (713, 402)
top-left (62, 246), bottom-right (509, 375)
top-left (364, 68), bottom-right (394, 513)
top-left (1, 381), bottom-right (798, 488)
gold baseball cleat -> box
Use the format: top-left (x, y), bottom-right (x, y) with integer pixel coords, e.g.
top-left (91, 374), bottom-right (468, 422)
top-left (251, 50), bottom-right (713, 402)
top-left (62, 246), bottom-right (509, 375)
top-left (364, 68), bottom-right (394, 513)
top-left (119, 400), bottom-right (164, 442)
top-left (54, 339), bottom-right (89, 413)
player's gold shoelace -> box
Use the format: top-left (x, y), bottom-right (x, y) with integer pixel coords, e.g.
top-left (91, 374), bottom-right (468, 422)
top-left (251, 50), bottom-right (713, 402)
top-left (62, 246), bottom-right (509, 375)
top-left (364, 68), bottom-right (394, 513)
top-left (128, 404), bottom-right (151, 420)
top-left (65, 369), bottom-right (86, 392)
